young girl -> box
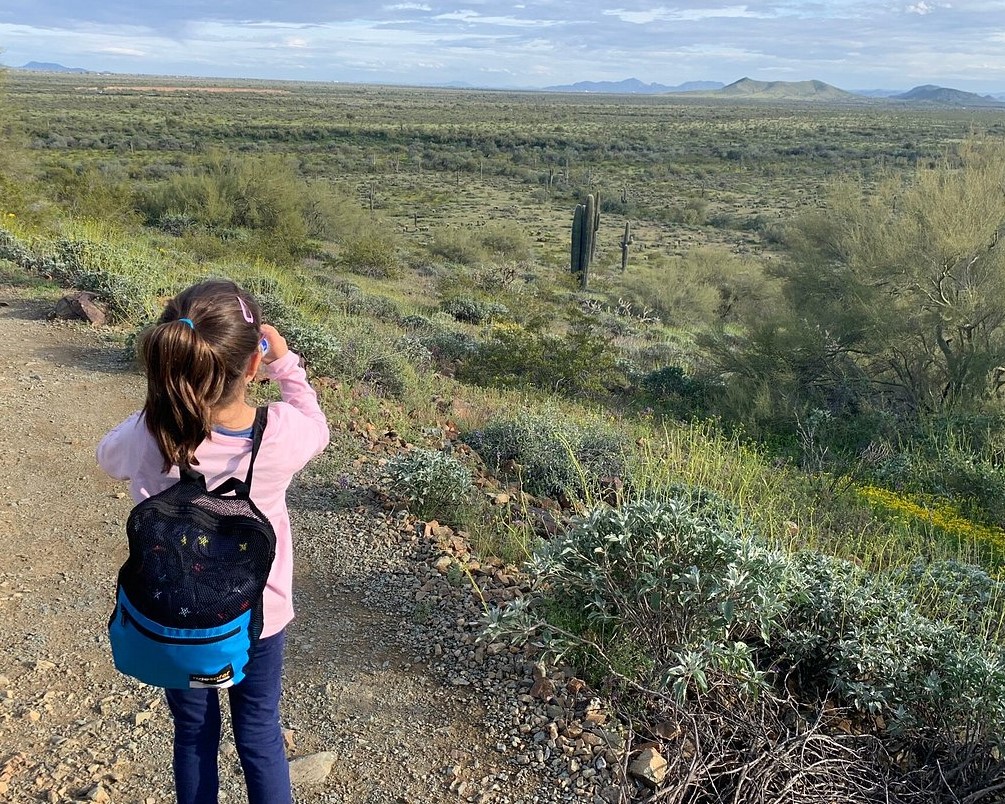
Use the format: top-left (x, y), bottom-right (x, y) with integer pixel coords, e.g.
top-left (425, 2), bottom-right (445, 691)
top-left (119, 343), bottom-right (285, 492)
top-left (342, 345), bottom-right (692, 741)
top-left (97, 279), bottom-right (329, 804)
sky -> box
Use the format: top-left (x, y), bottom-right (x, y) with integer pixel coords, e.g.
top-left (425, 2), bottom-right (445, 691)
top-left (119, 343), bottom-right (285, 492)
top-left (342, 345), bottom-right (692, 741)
top-left (1, 1), bottom-right (1005, 93)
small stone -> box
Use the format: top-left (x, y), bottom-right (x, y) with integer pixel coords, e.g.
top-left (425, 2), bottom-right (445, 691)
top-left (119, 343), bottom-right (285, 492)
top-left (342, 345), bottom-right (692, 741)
top-left (289, 752), bottom-right (337, 785)
top-left (83, 782), bottom-right (111, 802)
top-left (24, 709), bottom-right (41, 722)
top-left (629, 747), bottom-right (667, 788)
top-left (134, 711), bottom-right (153, 726)
top-left (529, 677), bottom-right (555, 701)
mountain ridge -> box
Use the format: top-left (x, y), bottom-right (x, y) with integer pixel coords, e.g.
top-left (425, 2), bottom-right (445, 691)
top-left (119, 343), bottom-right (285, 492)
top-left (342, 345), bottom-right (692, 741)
top-left (712, 77), bottom-right (858, 101)
top-left (892, 84), bottom-right (1004, 106)
top-left (17, 61), bottom-right (90, 73)
top-left (544, 77), bottom-right (724, 94)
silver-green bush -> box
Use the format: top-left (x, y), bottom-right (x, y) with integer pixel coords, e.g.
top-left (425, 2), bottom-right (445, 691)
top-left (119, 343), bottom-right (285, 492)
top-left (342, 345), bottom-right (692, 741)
top-left (462, 409), bottom-right (626, 501)
top-left (487, 496), bottom-right (788, 700)
top-left (387, 448), bottom-right (474, 524)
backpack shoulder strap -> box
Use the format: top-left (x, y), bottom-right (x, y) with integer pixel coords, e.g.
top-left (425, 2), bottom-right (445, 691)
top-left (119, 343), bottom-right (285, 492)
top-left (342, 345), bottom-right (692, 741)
top-left (244, 405), bottom-right (269, 489)
top-left (179, 466), bottom-right (207, 489)
top-left (210, 406), bottom-right (269, 498)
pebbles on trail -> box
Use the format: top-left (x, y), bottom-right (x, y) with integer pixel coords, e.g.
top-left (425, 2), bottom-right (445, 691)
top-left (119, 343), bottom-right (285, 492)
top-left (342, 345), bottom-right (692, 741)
top-left (0, 294), bottom-right (631, 804)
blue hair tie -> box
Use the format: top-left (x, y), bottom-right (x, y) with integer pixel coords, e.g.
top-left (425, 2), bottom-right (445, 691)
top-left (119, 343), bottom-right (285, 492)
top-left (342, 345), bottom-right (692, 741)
top-left (178, 318), bottom-right (195, 329)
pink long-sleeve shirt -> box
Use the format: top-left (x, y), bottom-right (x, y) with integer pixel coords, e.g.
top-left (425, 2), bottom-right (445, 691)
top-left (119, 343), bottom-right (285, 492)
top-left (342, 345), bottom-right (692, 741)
top-left (97, 351), bottom-right (330, 638)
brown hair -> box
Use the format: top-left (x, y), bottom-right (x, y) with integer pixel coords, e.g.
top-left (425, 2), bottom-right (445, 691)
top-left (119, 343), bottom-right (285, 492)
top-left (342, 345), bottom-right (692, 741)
top-left (139, 279), bottom-right (262, 471)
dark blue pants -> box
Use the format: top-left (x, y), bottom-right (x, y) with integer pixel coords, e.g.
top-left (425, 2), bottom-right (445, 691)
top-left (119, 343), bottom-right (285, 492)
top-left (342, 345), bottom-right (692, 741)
top-left (165, 630), bottom-right (292, 804)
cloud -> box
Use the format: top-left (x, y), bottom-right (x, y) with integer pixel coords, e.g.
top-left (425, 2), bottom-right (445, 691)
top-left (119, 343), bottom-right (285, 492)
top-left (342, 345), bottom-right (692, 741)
top-left (1, 1), bottom-right (1004, 92)
top-left (432, 9), bottom-right (563, 28)
top-left (95, 46), bottom-right (146, 56)
top-left (603, 5), bottom-right (771, 25)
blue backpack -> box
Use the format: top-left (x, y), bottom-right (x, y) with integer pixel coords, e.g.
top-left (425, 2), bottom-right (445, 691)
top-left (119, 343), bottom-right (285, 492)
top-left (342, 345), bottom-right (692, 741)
top-left (108, 407), bottom-right (276, 689)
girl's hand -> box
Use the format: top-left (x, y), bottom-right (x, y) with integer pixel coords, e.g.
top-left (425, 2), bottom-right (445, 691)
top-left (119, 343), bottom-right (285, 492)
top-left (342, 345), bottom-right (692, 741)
top-left (259, 324), bottom-right (289, 365)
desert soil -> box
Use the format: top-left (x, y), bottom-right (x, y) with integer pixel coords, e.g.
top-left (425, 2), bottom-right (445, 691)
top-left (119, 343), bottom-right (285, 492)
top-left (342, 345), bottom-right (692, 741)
top-left (0, 290), bottom-right (605, 804)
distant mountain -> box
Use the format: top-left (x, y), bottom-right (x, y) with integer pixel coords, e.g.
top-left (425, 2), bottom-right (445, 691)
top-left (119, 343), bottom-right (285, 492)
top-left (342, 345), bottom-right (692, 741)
top-left (850, 89), bottom-right (903, 98)
top-left (19, 61), bottom-right (89, 73)
top-left (892, 84), bottom-right (1003, 106)
top-left (544, 78), bottom-right (724, 94)
top-left (670, 81), bottom-right (725, 93)
top-left (716, 77), bottom-right (857, 101)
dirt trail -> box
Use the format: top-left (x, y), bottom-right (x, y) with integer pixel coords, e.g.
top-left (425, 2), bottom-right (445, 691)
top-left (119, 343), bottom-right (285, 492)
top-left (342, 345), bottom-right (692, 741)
top-left (0, 291), bottom-right (562, 804)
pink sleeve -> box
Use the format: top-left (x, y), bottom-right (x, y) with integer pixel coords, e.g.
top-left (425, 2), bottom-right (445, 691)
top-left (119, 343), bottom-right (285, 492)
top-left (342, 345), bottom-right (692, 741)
top-left (96, 411), bottom-right (146, 480)
top-left (264, 351), bottom-right (330, 470)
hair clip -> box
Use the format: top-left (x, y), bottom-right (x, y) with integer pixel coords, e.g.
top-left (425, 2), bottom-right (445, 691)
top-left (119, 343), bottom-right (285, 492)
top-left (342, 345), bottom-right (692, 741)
top-left (178, 318), bottom-right (195, 329)
top-left (236, 296), bottom-right (255, 324)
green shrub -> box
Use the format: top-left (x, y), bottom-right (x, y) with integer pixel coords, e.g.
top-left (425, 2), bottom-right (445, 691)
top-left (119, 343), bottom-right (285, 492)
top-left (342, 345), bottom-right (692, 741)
top-left (901, 558), bottom-right (1002, 634)
top-left (462, 408), bottom-right (626, 500)
top-left (424, 222), bottom-right (530, 266)
top-left (618, 247), bottom-right (778, 328)
top-left (357, 349), bottom-right (416, 400)
top-left (134, 151), bottom-right (361, 260)
top-left (387, 448), bottom-right (474, 524)
top-left (776, 551), bottom-right (1005, 742)
top-left (420, 326), bottom-right (478, 368)
top-left (343, 292), bottom-right (403, 323)
top-left (338, 232), bottom-right (400, 278)
top-left (485, 495), bottom-right (788, 699)
top-left (477, 221), bottom-right (532, 261)
top-left (0, 230), bottom-right (156, 321)
top-left (440, 295), bottom-right (509, 324)
top-left (281, 318), bottom-right (343, 378)
top-left (44, 162), bottom-right (138, 222)
top-left (458, 316), bottom-right (625, 398)
top-left (395, 335), bottom-right (434, 369)
top-left (487, 488), bottom-right (1005, 752)
top-left (401, 313), bottom-right (434, 332)
top-left (872, 424), bottom-right (1005, 528)
top-left (428, 227), bottom-right (487, 265)
top-left (641, 365), bottom-right (712, 418)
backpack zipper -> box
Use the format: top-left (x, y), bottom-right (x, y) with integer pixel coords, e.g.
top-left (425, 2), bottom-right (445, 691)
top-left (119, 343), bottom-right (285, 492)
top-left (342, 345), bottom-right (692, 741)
top-left (122, 607), bottom-right (242, 645)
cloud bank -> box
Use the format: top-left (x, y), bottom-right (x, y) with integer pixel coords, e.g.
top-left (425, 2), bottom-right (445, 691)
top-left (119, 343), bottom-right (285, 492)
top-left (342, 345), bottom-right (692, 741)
top-left (1, 1), bottom-right (1003, 91)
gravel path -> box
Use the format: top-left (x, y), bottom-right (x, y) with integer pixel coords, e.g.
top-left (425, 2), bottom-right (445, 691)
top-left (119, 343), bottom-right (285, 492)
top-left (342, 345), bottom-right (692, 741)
top-left (0, 290), bottom-right (624, 804)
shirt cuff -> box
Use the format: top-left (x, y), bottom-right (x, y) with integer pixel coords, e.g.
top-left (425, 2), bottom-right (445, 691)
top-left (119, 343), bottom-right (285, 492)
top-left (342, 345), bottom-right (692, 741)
top-left (264, 350), bottom-right (301, 378)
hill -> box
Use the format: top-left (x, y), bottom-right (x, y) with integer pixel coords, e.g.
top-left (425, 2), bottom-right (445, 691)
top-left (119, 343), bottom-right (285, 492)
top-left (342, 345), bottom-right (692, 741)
top-left (18, 61), bottom-right (89, 73)
top-left (544, 77), bottom-right (724, 93)
top-left (851, 88), bottom-right (903, 98)
top-left (715, 77), bottom-right (858, 101)
top-left (892, 84), bottom-right (1003, 106)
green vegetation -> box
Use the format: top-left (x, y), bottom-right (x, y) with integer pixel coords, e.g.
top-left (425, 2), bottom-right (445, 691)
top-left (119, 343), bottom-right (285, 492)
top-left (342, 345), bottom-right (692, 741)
top-left (386, 447), bottom-right (475, 524)
top-left (4, 70), bottom-right (1005, 800)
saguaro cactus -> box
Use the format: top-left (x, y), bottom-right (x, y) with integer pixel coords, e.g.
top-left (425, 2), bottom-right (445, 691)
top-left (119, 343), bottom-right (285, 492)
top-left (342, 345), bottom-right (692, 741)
top-left (571, 193), bottom-right (601, 289)
top-left (620, 221), bottom-right (632, 272)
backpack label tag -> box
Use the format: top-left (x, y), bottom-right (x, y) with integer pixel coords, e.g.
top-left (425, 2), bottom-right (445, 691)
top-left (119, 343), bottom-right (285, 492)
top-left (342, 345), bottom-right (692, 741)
top-left (189, 665), bottom-right (235, 688)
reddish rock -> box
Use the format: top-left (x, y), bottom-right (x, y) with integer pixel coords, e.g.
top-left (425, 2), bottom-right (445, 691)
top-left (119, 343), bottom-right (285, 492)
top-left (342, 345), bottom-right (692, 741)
top-left (52, 291), bottom-right (106, 326)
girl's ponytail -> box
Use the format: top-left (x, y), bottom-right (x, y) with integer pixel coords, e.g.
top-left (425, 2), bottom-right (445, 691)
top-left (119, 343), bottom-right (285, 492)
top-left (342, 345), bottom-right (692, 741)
top-left (139, 280), bottom-right (262, 472)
